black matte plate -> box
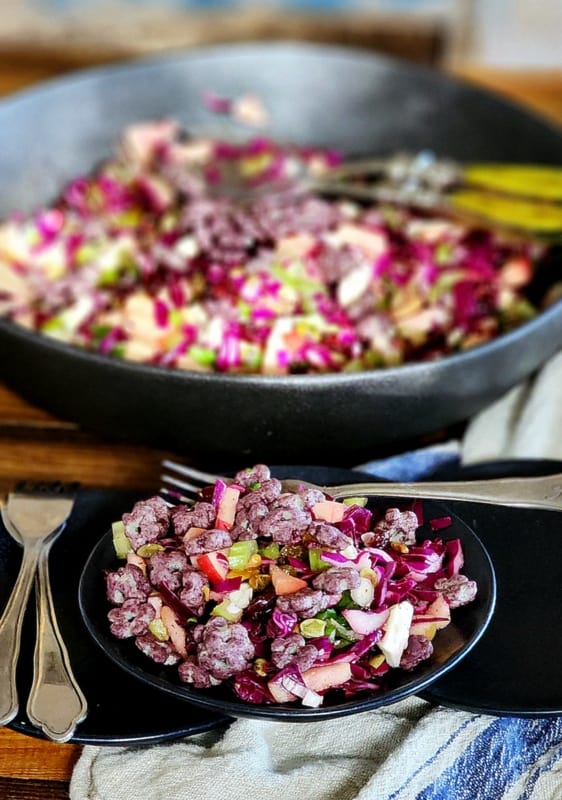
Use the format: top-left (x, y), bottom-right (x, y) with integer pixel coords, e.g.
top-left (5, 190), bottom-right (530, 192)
top-left (419, 459), bottom-right (562, 716)
top-left (0, 489), bottom-right (229, 745)
top-left (78, 466), bottom-right (495, 723)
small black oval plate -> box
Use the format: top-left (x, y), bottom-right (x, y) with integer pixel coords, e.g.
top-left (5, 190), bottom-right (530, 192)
top-left (78, 466), bottom-right (496, 723)
top-left (0, 488), bottom-right (230, 746)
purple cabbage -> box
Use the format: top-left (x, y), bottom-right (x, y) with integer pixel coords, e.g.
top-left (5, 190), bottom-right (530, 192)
top-left (266, 608), bottom-right (298, 638)
top-left (232, 670), bottom-right (274, 704)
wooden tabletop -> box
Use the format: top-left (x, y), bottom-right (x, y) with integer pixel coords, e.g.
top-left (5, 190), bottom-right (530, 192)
top-left (0, 58), bottom-right (561, 800)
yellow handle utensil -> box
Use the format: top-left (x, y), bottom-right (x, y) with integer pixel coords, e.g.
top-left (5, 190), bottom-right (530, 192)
top-left (323, 154), bottom-right (562, 237)
top-left (449, 188), bottom-right (562, 234)
top-left (461, 164), bottom-right (562, 202)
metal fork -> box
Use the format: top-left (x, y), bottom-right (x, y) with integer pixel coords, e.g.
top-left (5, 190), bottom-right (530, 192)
top-left (160, 459), bottom-right (562, 512)
top-left (0, 482), bottom-right (87, 742)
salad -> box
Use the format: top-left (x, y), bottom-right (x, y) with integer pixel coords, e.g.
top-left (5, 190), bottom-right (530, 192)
top-left (0, 120), bottom-right (553, 375)
top-left (104, 465), bottom-right (477, 707)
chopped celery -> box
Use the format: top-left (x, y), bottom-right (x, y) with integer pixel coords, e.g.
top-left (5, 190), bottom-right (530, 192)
top-left (316, 608), bottom-right (338, 620)
top-left (299, 618), bottom-right (327, 638)
top-left (211, 599), bottom-right (244, 622)
top-left (434, 241), bottom-right (454, 265)
top-left (343, 496), bottom-right (368, 507)
top-left (112, 520), bottom-right (132, 558)
top-left (308, 547), bottom-right (330, 571)
top-left (148, 619), bottom-right (169, 641)
top-left (228, 540), bottom-right (258, 570)
top-left (188, 345), bottom-right (216, 367)
top-left (316, 610), bottom-right (358, 643)
top-left (137, 543), bottom-right (165, 558)
top-left (259, 542), bottom-right (280, 560)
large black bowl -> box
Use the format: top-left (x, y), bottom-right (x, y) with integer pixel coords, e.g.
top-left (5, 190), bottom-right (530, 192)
top-left (78, 466), bottom-right (496, 722)
top-left (1, 42), bottom-right (562, 462)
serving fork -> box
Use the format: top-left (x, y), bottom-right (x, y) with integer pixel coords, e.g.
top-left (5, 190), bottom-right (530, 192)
top-left (205, 151), bottom-right (562, 238)
top-left (160, 459), bottom-right (562, 512)
top-left (0, 482), bottom-right (87, 742)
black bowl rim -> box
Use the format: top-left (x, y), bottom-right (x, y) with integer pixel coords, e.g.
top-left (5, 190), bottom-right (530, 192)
top-left (2, 40), bottom-right (562, 140)
top-left (78, 493), bottom-right (497, 722)
top-left (0, 41), bottom-right (561, 389)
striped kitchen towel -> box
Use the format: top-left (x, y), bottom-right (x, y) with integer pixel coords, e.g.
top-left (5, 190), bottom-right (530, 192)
top-left (70, 700), bottom-right (562, 800)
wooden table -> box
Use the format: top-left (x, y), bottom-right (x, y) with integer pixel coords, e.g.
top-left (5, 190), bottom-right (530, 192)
top-left (0, 60), bottom-right (560, 800)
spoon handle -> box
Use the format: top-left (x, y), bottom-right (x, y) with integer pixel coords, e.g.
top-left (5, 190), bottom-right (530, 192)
top-left (0, 540), bottom-right (42, 725)
top-left (328, 474), bottom-right (562, 511)
top-left (26, 542), bottom-right (87, 742)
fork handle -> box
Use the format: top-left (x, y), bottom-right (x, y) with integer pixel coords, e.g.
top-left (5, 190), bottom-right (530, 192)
top-left (328, 474), bottom-right (562, 511)
top-left (26, 542), bottom-right (88, 742)
top-left (0, 539), bottom-right (42, 726)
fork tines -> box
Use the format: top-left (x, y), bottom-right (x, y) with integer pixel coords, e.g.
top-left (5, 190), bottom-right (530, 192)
top-left (161, 461), bottom-right (224, 487)
top-left (160, 460), bottom-right (226, 507)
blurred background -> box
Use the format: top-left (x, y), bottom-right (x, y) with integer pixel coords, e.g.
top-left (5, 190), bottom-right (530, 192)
top-left (1, 1), bottom-right (560, 66)
top-left (0, 0), bottom-right (560, 119)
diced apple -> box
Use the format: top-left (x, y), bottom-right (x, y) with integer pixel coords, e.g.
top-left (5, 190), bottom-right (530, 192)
top-left (126, 552), bottom-right (147, 576)
top-left (267, 680), bottom-right (298, 704)
top-left (275, 233), bottom-right (315, 260)
top-left (342, 607), bottom-right (389, 635)
top-left (425, 595), bottom-right (451, 629)
top-left (378, 601), bottom-right (414, 668)
top-left (228, 583), bottom-right (253, 609)
top-left (270, 564), bottom-right (308, 596)
top-left (161, 605), bottom-right (188, 658)
top-left (215, 486), bottom-right (241, 531)
top-left (337, 263), bottom-right (373, 308)
top-left (122, 119), bottom-right (178, 166)
top-left (409, 621), bottom-right (437, 639)
top-left (262, 318), bottom-right (295, 374)
top-left (301, 662), bottom-right (352, 693)
top-left (147, 594), bottom-right (163, 616)
top-left (311, 500), bottom-right (346, 523)
top-left (327, 223), bottom-right (387, 259)
top-left (183, 526), bottom-right (207, 544)
top-left (500, 256), bottom-right (532, 288)
top-left (197, 550), bottom-right (230, 583)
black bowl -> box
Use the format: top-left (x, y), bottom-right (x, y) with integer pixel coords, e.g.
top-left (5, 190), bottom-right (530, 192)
top-left (78, 466), bottom-right (496, 722)
top-left (1, 42), bottom-right (562, 462)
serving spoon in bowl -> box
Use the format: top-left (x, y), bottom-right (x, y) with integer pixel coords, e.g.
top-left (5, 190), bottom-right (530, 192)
top-left (204, 150), bottom-right (562, 238)
top-left (160, 460), bottom-right (562, 512)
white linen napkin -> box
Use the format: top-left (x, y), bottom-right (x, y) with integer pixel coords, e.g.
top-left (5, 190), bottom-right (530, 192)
top-left (70, 350), bottom-right (562, 800)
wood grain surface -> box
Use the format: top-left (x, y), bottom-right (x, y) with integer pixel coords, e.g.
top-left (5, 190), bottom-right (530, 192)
top-left (0, 51), bottom-right (560, 800)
